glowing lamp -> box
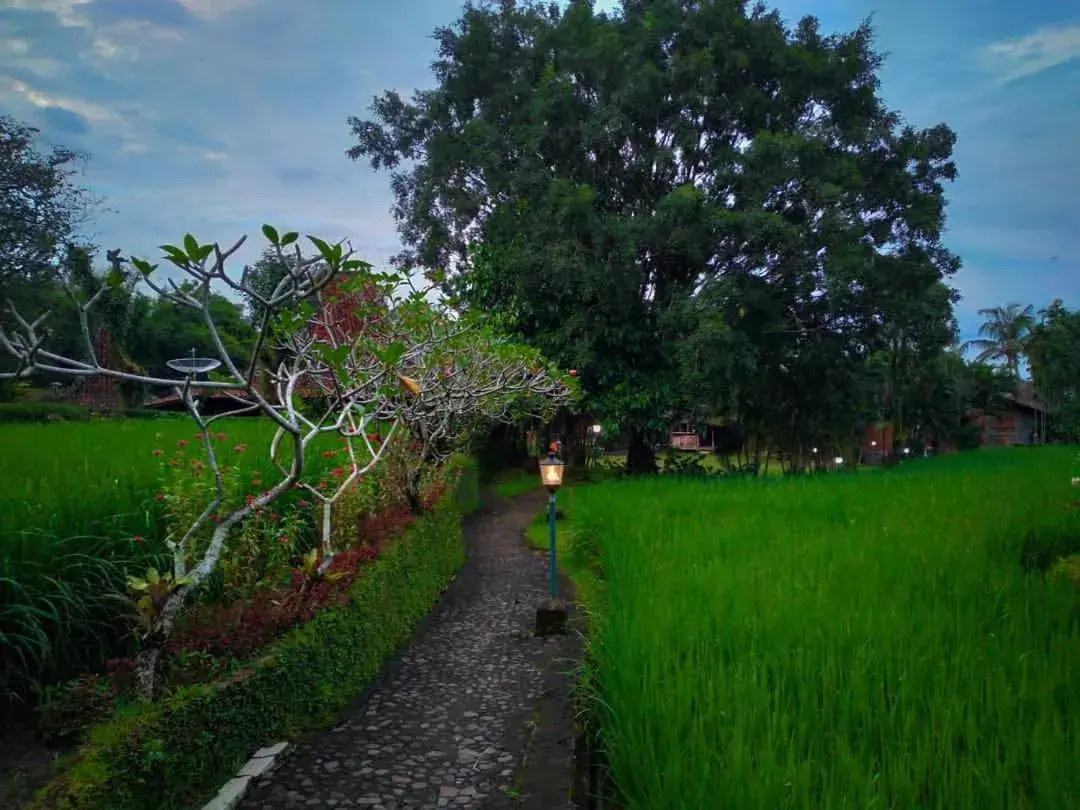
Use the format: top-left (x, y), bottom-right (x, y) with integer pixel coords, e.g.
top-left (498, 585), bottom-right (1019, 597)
top-left (539, 452), bottom-right (565, 490)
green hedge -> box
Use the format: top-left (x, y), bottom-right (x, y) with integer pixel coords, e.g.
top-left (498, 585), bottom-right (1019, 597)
top-left (32, 457), bottom-right (480, 810)
top-left (0, 403), bottom-right (182, 422)
top-left (0, 402), bottom-right (92, 422)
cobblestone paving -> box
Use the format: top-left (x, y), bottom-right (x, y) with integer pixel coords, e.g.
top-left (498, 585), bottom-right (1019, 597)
top-left (238, 491), bottom-right (577, 810)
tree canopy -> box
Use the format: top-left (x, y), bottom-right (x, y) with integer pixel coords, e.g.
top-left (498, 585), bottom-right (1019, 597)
top-left (348, 0), bottom-right (962, 470)
top-left (0, 114), bottom-right (99, 285)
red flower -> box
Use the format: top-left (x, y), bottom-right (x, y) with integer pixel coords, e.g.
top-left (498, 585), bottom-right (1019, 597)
top-left (270, 512), bottom-right (280, 521)
top-left (216, 432), bottom-right (227, 441)
top-left (298, 499), bottom-right (311, 508)
top-left (133, 535), bottom-right (145, 543)
top-left (194, 433), bottom-right (205, 441)
top-left (178, 439), bottom-right (189, 448)
top-left (246, 494), bottom-right (257, 506)
top-left (322, 450), bottom-right (337, 459)
top-left (367, 433), bottom-right (381, 443)
top-left (234, 443), bottom-right (247, 453)
top-left (279, 535), bottom-right (290, 545)
top-left (154, 492), bottom-right (165, 501)
top-left (331, 467), bottom-right (344, 478)
top-left (152, 448), bottom-right (165, 457)
top-left (211, 514), bottom-right (221, 522)
top-left (317, 482), bottom-right (327, 491)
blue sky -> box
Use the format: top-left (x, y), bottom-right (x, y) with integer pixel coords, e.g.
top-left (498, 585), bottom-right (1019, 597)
top-left (1, 0), bottom-right (1077, 342)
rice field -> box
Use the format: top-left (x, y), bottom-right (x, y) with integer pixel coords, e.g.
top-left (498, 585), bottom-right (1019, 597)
top-left (566, 447), bottom-right (1080, 810)
top-left (0, 417), bottom-right (362, 700)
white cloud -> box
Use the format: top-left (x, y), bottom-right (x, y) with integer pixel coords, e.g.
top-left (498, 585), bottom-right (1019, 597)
top-left (4, 0), bottom-right (184, 67)
top-left (0, 37), bottom-right (66, 77)
top-left (3, 0), bottom-right (95, 29)
top-left (1, 78), bottom-right (151, 153)
top-left (4, 77), bottom-right (114, 123)
top-left (83, 19), bottom-right (183, 66)
top-left (979, 21), bottom-right (1080, 83)
top-left (176, 0), bottom-right (260, 22)
top-left (5, 38), bottom-right (31, 56)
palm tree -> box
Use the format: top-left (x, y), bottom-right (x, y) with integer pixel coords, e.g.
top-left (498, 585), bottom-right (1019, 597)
top-left (962, 303), bottom-right (1036, 376)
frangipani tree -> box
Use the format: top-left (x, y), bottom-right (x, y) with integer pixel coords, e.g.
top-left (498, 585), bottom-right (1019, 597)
top-left (0, 225), bottom-right (571, 700)
top-left (291, 271), bottom-right (579, 511)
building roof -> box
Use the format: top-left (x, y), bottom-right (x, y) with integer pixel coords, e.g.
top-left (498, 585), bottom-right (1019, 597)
top-left (1007, 381), bottom-right (1048, 413)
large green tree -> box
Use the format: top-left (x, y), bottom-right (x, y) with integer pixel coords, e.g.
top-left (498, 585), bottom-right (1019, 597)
top-left (1027, 300), bottom-right (1080, 441)
top-left (347, 0), bottom-right (960, 471)
top-left (0, 114), bottom-right (99, 284)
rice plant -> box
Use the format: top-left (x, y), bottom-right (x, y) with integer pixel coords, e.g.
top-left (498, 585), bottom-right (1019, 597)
top-left (569, 447), bottom-right (1080, 810)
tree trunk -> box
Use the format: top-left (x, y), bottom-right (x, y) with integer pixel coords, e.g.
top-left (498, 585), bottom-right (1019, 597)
top-left (405, 466), bottom-right (424, 515)
top-left (626, 430), bottom-right (658, 475)
top-left (132, 587), bottom-right (190, 702)
top-left (134, 645), bottom-right (164, 703)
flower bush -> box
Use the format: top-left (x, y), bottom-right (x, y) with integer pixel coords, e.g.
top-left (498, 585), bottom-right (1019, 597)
top-left (155, 433), bottom-right (311, 601)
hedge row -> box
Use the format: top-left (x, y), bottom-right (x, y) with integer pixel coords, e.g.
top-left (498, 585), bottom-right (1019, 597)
top-left (0, 403), bottom-right (180, 422)
top-left (32, 456), bottom-right (481, 810)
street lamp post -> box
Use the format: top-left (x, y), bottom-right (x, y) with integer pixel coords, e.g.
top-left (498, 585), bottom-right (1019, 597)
top-left (535, 449), bottom-right (567, 636)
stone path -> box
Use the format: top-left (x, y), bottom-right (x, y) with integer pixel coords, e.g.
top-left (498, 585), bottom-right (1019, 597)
top-left (237, 490), bottom-right (580, 810)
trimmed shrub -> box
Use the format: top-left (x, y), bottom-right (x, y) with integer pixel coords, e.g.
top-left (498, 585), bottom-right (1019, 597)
top-left (29, 458), bottom-right (480, 810)
top-left (0, 403), bottom-right (90, 422)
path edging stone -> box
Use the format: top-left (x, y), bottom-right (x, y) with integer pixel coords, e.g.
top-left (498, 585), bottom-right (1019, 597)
top-left (201, 742), bottom-right (289, 810)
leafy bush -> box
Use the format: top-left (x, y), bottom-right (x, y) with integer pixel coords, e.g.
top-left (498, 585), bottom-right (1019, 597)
top-left (28, 460), bottom-right (479, 810)
top-left (660, 450), bottom-right (713, 477)
top-left (0, 534), bottom-right (167, 704)
top-left (0, 403), bottom-right (91, 422)
top-left (0, 404), bottom-right (178, 422)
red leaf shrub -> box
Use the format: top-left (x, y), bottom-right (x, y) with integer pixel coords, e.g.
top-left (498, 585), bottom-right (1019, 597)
top-left (35, 478), bottom-right (460, 742)
top-left (169, 545), bottom-right (380, 660)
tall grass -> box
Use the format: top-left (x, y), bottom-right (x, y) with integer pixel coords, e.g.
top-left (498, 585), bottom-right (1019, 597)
top-left (570, 447), bottom-right (1080, 810)
top-left (0, 418), bottom-right (354, 702)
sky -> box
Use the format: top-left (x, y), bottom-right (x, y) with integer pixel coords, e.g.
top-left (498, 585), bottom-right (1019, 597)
top-left (1, 0), bottom-right (1078, 344)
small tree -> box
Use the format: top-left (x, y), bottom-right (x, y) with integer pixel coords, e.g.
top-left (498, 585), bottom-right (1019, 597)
top-left (0, 225), bottom-right (571, 700)
top-left (294, 271), bottom-right (578, 512)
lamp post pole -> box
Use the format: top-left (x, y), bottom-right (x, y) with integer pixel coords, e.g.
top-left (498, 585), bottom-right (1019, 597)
top-left (536, 447), bottom-right (567, 636)
top-left (547, 486), bottom-right (558, 599)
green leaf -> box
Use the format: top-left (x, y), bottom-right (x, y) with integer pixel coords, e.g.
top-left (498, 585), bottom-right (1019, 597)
top-left (308, 236), bottom-right (333, 261)
top-left (382, 341), bottom-right (405, 367)
top-left (281, 231), bottom-right (299, 246)
top-left (131, 257), bottom-right (157, 276)
top-left (105, 268), bottom-right (126, 289)
top-left (262, 224), bottom-right (280, 245)
top-left (183, 234), bottom-right (199, 257)
top-left (160, 244), bottom-right (187, 266)
top-left (195, 244), bottom-right (214, 262)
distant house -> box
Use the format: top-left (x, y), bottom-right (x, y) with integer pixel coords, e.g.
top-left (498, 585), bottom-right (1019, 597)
top-left (142, 386), bottom-right (262, 415)
top-left (973, 381), bottom-right (1049, 446)
top-left (862, 381), bottom-right (1050, 460)
top-left (668, 419), bottom-right (721, 451)
top-left (861, 423), bottom-right (895, 463)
